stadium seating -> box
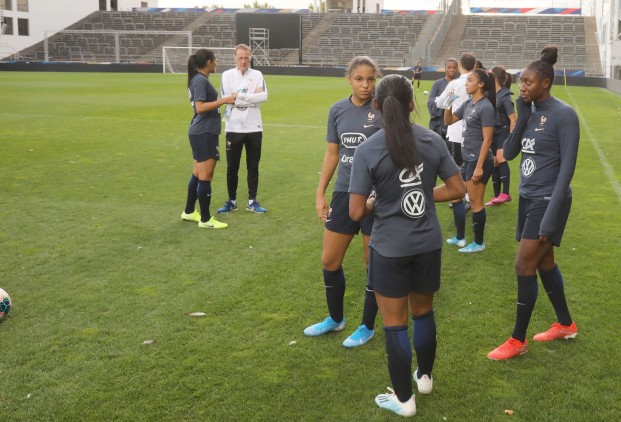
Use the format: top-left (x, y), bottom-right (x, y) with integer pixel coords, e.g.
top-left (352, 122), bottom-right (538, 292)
top-left (456, 15), bottom-right (590, 72)
top-left (14, 10), bottom-right (596, 74)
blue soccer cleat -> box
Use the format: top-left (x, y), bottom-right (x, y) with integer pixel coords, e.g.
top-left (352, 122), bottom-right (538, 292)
top-left (304, 316), bottom-right (345, 336)
top-left (458, 242), bottom-right (486, 253)
top-left (342, 324), bottom-right (374, 348)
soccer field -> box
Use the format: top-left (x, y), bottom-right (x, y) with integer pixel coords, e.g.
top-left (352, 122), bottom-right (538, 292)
top-left (1, 71), bottom-right (620, 420)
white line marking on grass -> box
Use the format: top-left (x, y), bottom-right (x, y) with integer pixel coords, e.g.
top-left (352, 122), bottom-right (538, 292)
top-left (565, 87), bottom-right (621, 205)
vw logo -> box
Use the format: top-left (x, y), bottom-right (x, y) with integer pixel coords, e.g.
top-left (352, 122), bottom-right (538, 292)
top-left (401, 189), bottom-right (426, 218)
top-left (521, 157), bottom-right (536, 178)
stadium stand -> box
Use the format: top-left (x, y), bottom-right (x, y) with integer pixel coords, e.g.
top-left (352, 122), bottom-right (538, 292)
top-left (14, 9), bottom-right (599, 75)
top-left (451, 15), bottom-right (597, 75)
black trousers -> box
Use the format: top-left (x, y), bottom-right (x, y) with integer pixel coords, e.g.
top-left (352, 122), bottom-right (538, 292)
top-left (430, 121), bottom-right (462, 166)
top-left (225, 131), bottom-right (262, 200)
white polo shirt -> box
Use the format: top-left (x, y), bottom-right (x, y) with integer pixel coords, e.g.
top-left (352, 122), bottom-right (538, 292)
top-left (435, 73), bottom-right (470, 144)
top-left (221, 67), bottom-right (268, 133)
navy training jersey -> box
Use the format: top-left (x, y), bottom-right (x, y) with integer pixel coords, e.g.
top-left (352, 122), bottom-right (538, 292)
top-left (494, 86), bottom-right (515, 133)
top-left (454, 97), bottom-right (495, 161)
top-left (349, 124), bottom-right (460, 257)
top-left (516, 96), bottom-right (579, 200)
top-left (326, 97), bottom-right (382, 192)
top-left (427, 77), bottom-right (450, 125)
top-left (188, 73), bottom-right (221, 135)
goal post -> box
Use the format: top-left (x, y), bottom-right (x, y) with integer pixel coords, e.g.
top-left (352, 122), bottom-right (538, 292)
top-left (162, 46), bottom-right (235, 74)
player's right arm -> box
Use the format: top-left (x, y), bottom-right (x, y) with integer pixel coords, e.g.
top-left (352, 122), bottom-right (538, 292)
top-left (316, 142), bottom-right (339, 221)
top-left (194, 94), bottom-right (236, 113)
top-left (444, 101), bottom-right (463, 126)
top-left (503, 96), bottom-right (532, 161)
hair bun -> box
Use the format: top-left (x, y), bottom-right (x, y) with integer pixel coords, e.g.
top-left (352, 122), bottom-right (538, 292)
top-left (540, 46), bottom-right (558, 66)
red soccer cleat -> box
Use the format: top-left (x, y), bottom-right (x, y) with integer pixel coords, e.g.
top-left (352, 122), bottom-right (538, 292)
top-left (487, 337), bottom-right (528, 360)
top-left (533, 322), bottom-right (578, 342)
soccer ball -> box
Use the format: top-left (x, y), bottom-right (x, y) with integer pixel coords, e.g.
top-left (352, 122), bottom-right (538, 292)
top-left (423, 90), bottom-right (429, 96)
top-left (0, 288), bottom-right (11, 320)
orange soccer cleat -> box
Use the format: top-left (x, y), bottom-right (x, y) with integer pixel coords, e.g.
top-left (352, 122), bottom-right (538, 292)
top-left (533, 322), bottom-right (578, 342)
top-left (487, 337), bottom-right (528, 360)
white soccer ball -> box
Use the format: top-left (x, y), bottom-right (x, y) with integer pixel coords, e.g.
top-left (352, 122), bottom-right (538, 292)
top-left (0, 288), bottom-right (11, 321)
top-left (423, 90), bottom-right (429, 96)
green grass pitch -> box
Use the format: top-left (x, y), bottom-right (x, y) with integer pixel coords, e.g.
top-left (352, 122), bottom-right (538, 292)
top-left (1, 71), bottom-right (620, 420)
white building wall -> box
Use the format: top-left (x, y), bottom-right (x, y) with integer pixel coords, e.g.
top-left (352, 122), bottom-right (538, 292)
top-left (0, 0), bottom-right (157, 59)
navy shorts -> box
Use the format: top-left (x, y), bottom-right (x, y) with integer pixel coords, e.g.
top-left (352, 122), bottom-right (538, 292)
top-left (492, 128), bottom-right (510, 154)
top-left (189, 132), bottom-right (220, 162)
top-left (517, 195), bottom-right (572, 247)
top-left (325, 191), bottom-right (373, 236)
top-left (460, 158), bottom-right (493, 184)
top-left (369, 247), bottom-right (441, 298)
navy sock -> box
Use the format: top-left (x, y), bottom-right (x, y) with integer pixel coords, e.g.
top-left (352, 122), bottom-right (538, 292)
top-left (197, 180), bottom-right (212, 223)
top-left (512, 275), bottom-right (538, 342)
top-left (184, 174), bottom-right (199, 214)
top-left (492, 167), bottom-right (501, 197)
top-left (499, 161), bottom-right (510, 195)
top-left (323, 268), bottom-right (345, 323)
top-left (539, 265), bottom-right (572, 326)
top-left (412, 311), bottom-right (436, 377)
top-left (361, 284), bottom-right (378, 330)
top-left (384, 325), bottom-right (413, 403)
top-left (472, 209), bottom-right (486, 245)
top-left (452, 202), bottom-right (466, 240)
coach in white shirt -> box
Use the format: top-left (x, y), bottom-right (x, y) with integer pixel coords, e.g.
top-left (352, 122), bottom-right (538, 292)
top-left (217, 44), bottom-right (269, 214)
top-left (435, 52), bottom-right (476, 168)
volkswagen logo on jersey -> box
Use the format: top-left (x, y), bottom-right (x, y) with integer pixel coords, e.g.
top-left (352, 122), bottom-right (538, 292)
top-left (521, 157), bottom-right (536, 178)
top-left (341, 133), bottom-right (367, 149)
top-left (401, 189), bottom-right (426, 218)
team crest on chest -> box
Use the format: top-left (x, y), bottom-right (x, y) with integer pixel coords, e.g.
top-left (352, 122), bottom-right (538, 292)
top-left (363, 112), bottom-right (376, 128)
top-left (534, 115), bottom-right (547, 132)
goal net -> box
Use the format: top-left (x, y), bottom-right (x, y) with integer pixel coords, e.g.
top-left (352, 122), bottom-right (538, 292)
top-left (162, 46), bottom-right (235, 74)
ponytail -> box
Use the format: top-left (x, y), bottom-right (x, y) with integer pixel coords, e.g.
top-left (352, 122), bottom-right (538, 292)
top-left (374, 74), bottom-right (417, 171)
top-left (187, 48), bottom-right (216, 88)
top-left (472, 68), bottom-right (496, 112)
top-left (491, 65), bottom-right (512, 90)
top-left (187, 54), bottom-right (198, 88)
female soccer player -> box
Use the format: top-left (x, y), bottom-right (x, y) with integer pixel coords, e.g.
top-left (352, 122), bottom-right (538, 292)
top-left (488, 46), bottom-right (579, 360)
top-left (444, 69), bottom-right (496, 253)
top-left (304, 56), bottom-right (383, 348)
top-left (349, 74), bottom-right (465, 417)
top-left (486, 66), bottom-right (516, 206)
top-left (412, 60), bottom-right (423, 90)
top-left (180, 49), bottom-right (236, 229)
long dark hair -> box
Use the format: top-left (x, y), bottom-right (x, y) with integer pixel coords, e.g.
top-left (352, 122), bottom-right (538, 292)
top-left (471, 68), bottom-right (497, 112)
top-left (491, 65), bottom-right (512, 90)
top-left (526, 45), bottom-right (558, 88)
top-left (374, 74), bottom-right (417, 171)
top-left (187, 48), bottom-right (216, 88)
